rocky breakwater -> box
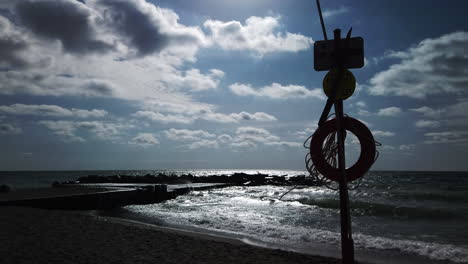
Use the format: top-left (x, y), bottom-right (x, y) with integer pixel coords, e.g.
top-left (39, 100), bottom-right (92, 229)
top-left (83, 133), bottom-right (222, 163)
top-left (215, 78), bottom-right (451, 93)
top-left (68, 172), bottom-right (319, 186)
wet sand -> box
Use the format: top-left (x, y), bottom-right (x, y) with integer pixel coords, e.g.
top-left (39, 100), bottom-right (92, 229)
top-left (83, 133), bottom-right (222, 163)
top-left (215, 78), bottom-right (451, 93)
top-left (0, 206), bottom-right (342, 264)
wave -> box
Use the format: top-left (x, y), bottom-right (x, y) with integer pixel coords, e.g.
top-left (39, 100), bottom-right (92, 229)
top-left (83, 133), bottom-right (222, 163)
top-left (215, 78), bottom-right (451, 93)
top-left (392, 190), bottom-right (468, 204)
top-left (293, 197), bottom-right (462, 220)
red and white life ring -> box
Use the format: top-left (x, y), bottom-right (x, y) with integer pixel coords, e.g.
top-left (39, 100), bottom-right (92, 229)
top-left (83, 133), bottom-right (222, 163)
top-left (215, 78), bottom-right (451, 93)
top-left (310, 117), bottom-right (376, 182)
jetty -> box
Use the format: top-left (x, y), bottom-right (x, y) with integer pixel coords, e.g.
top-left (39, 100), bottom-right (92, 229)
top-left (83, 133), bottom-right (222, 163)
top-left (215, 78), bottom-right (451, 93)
top-left (0, 172), bottom-right (318, 210)
top-left (0, 183), bottom-right (228, 210)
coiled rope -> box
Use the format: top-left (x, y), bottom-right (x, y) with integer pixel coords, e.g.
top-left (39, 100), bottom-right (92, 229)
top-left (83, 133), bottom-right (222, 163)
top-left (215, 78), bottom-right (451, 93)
top-left (279, 114), bottom-right (380, 199)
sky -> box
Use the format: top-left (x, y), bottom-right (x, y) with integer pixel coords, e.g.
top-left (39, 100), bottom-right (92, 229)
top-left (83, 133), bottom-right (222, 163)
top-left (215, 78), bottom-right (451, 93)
top-left (0, 0), bottom-right (467, 171)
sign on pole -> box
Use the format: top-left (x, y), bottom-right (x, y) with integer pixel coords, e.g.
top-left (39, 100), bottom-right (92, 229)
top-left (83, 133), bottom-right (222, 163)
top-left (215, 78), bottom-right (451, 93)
top-left (314, 37), bottom-right (365, 71)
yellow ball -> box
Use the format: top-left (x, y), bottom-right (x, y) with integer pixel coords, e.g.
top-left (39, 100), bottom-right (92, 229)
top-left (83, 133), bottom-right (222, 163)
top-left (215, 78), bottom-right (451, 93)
top-left (322, 69), bottom-right (356, 100)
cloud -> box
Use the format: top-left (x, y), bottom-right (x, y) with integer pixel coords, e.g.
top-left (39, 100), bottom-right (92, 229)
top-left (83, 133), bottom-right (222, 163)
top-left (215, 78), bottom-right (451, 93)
top-left (376, 107), bottom-right (402, 117)
top-left (399, 144), bottom-right (416, 151)
top-left (217, 134), bottom-right (232, 143)
top-left (133, 111), bottom-right (193, 124)
top-left (0, 104), bottom-right (107, 118)
top-left (39, 120), bottom-right (130, 142)
top-left (356, 101), bottom-right (366, 108)
top-left (204, 16), bottom-right (313, 56)
top-left (424, 131), bottom-right (468, 145)
top-left (164, 128), bottom-right (216, 141)
top-left (164, 126), bottom-right (300, 150)
top-left (133, 109), bottom-right (277, 124)
top-left (292, 123), bottom-right (318, 138)
top-left (185, 139), bottom-right (219, 150)
top-left (229, 112), bottom-right (277, 122)
top-left (235, 126), bottom-right (280, 143)
top-left (130, 132), bottom-right (159, 147)
top-left (372, 130), bottom-right (396, 137)
top-left (164, 128), bottom-right (219, 150)
top-left (357, 106), bottom-right (402, 117)
top-left (232, 126), bottom-right (300, 149)
top-left (94, 0), bottom-right (206, 57)
top-left (410, 101), bottom-right (468, 119)
top-left (172, 68), bottom-right (224, 91)
top-left (264, 141), bottom-right (302, 147)
top-left (0, 123), bottom-right (22, 135)
top-left (415, 120), bottom-right (441, 128)
top-left (368, 32), bottom-right (468, 98)
top-left (0, 16), bottom-right (32, 69)
top-left (410, 101), bottom-right (468, 128)
top-left (16, 0), bottom-right (112, 55)
top-left (322, 6), bottom-right (349, 18)
top-left (229, 82), bottom-right (324, 100)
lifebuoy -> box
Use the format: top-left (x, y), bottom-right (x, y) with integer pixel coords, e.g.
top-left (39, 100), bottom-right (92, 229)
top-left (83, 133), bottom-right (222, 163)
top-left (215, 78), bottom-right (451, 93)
top-left (310, 117), bottom-right (376, 182)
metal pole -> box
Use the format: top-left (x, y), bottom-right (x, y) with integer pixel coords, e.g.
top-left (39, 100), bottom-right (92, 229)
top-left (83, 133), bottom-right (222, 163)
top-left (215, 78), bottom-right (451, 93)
top-left (316, 0), bottom-right (328, 41)
top-left (333, 29), bottom-right (355, 264)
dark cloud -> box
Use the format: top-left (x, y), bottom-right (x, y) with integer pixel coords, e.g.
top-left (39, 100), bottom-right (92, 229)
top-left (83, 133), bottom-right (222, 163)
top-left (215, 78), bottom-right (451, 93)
top-left (0, 16), bottom-right (32, 69)
top-left (98, 0), bottom-right (169, 56)
top-left (0, 123), bottom-right (22, 135)
top-left (0, 34), bottom-right (29, 69)
top-left (81, 80), bottom-right (115, 97)
top-left (16, 0), bottom-right (112, 54)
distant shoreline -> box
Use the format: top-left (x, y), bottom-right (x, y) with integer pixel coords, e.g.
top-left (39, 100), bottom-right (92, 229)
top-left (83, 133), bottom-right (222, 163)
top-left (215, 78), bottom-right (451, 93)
top-left (1, 169), bottom-right (468, 172)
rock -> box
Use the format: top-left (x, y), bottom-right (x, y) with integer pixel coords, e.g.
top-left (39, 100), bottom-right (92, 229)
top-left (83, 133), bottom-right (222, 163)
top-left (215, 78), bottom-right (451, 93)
top-left (0, 184), bottom-right (11, 193)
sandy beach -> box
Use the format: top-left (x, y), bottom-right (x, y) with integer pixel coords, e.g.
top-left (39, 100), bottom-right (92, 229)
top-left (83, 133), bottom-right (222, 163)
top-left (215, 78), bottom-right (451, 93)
top-left (0, 206), bottom-right (342, 264)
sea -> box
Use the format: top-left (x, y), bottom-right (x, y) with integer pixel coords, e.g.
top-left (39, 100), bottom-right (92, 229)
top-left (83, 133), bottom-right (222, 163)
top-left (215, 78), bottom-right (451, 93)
top-left (1, 170), bottom-right (467, 264)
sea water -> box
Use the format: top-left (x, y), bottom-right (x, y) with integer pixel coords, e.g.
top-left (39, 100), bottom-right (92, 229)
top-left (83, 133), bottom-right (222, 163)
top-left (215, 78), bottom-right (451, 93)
top-left (1, 170), bottom-right (467, 263)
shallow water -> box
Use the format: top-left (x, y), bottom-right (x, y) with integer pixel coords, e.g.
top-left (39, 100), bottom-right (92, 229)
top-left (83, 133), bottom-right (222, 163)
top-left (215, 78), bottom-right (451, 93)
top-left (2, 169), bottom-right (468, 263)
top-left (119, 170), bottom-right (468, 263)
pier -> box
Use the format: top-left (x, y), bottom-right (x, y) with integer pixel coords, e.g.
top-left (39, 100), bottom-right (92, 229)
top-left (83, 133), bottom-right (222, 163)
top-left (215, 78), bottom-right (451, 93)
top-left (0, 183), bottom-right (229, 210)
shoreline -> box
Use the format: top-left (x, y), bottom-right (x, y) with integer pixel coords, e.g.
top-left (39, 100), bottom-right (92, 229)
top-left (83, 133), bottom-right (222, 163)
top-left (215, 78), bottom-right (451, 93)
top-left (97, 210), bottom-right (444, 264)
top-left (0, 206), bottom-right (343, 264)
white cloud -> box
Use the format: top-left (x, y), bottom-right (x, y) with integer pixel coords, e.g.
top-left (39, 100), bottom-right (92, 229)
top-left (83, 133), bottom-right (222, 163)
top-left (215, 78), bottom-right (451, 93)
top-left (172, 68), bottom-right (224, 91)
top-left (229, 82), bottom-right (324, 100)
top-left (217, 134), bottom-right (233, 143)
top-left (229, 111), bottom-right (277, 122)
top-left (130, 133), bottom-right (159, 147)
top-left (382, 145), bottom-right (396, 151)
top-left (322, 6), bottom-right (349, 18)
top-left (410, 101), bottom-right (468, 128)
top-left (415, 120), bottom-right (441, 128)
top-left (265, 141), bottom-right (302, 148)
top-left (411, 101), bottom-right (468, 119)
top-left (376, 107), bottom-right (402, 117)
top-left (164, 128), bottom-right (219, 150)
top-left (0, 123), bottom-right (22, 135)
top-left (133, 111), bottom-right (193, 124)
top-left (133, 109), bottom-right (277, 124)
top-left (204, 16), bottom-right (313, 56)
top-left (234, 126), bottom-right (280, 144)
top-left (357, 106), bottom-right (401, 117)
top-left (410, 106), bottom-right (441, 118)
top-left (0, 104), bottom-right (107, 118)
top-left (185, 139), bottom-right (219, 150)
top-left (165, 128), bottom-right (215, 141)
top-left (292, 123), bottom-right (318, 138)
top-left (424, 131), bottom-right (468, 145)
top-left (231, 126), bottom-right (300, 149)
top-left (164, 126), bottom-right (300, 151)
top-left (39, 120), bottom-right (131, 142)
top-left (230, 141), bottom-right (257, 149)
top-left (372, 130), bottom-right (396, 137)
top-left (357, 109), bottom-right (371, 116)
top-left (356, 101), bottom-right (366, 108)
top-left (368, 32), bottom-right (468, 98)
top-left (399, 144), bottom-right (416, 151)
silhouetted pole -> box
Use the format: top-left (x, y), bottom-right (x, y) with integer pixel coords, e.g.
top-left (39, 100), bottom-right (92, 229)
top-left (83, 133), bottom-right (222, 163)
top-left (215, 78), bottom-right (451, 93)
top-left (333, 28), bottom-right (355, 264)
